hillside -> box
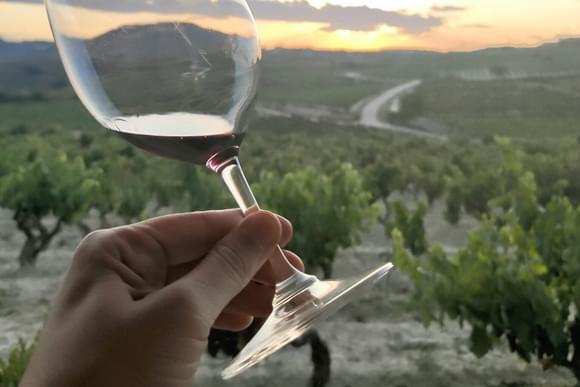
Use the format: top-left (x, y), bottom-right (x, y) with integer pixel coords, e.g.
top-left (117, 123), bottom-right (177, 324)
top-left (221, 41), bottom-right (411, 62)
top-left (0, 39), bottom-right (64, 91)
top-left (2, 37), bottom-right (580, 95)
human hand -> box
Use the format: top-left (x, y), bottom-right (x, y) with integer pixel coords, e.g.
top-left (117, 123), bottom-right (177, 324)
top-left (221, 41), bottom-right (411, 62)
top-left (20, 210), bottom-right (302, 387)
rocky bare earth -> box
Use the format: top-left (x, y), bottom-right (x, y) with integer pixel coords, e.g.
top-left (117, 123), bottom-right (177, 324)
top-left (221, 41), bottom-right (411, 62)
top-left (0, 207), bottom-right (576, 386)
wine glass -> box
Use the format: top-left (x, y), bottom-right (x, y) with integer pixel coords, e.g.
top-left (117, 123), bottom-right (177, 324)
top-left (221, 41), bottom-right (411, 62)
top-left (44, 0), bottom-right (394, 378)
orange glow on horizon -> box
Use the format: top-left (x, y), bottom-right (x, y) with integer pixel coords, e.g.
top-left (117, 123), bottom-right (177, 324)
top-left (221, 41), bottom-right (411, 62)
top-left (0, 3), bottom-right (53, 42)
top-left (2, 1), bottom-right (580, 52)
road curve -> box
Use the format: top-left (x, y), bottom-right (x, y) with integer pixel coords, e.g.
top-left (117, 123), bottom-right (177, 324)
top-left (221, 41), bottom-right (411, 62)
top-left (359, 80), bottom-right (447, 141)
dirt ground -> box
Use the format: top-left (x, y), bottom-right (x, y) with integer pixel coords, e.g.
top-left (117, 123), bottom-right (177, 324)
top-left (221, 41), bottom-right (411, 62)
top-left (0, 206), bottom-right (577, 387)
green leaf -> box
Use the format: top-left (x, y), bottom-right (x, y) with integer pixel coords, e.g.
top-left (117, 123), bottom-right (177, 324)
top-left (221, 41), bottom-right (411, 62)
top-left (254, 164), bottom-right (375, 277)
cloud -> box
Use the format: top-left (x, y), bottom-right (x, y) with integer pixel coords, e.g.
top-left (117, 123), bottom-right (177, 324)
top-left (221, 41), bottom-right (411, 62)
top-left (8, 0), bottom-right (442, 34)
top-left (461, 23), bottom-right (491, 29)
top-left (23, 0), bottom-right (253, 19)
top-left (430, 5), bottom-right (466, 13)
top-left (250, 1), bottom-right (442, 33)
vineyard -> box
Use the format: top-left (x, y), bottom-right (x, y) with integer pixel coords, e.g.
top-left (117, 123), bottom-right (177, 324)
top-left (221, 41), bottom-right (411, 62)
top-left (2, 39), bottom-right (580, 386)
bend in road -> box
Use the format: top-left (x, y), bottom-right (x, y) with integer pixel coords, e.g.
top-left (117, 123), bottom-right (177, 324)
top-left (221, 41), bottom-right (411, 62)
top-left (359, 80), bottom-right (447, 141)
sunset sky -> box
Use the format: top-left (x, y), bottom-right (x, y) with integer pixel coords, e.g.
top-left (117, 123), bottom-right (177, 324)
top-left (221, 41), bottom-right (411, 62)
top-left (1, 0), bottom-right (580, 52)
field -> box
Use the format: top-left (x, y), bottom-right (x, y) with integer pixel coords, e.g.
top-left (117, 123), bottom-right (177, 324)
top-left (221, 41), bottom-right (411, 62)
top-left (393, 77), bottom-right (580, 142)
top-left (260, 51), bottom-right (392, 108)
top-left (0, 206), bottom-right (577, 387)
top-left (2, 37), bottom-right (580, 386)
top-left (0, 96), bottom-right (93, 132)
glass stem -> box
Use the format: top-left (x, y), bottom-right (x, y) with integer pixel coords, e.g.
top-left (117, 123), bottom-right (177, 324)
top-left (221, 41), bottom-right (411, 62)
top-left (214, 155), bottom-right (303, 283)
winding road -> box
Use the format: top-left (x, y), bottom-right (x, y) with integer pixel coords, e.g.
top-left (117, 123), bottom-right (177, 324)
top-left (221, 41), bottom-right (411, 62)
top-left (256, 78), bottom-right (448, 141)
top-left (358, 80), bottom-right (448, 141)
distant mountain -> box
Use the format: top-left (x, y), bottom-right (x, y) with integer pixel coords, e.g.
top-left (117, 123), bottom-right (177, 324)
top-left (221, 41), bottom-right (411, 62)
top-left (262, 37), bottom-right (580, 81)
top-left (87, 23), bottom-right (231, 64)
top-left (0, 40), bottom-right (65, 92)
top-left (0, 39), bottom-right (57, 62)
top-left (0, 23), bottom-right (239, 93)
top-left (1, 35), bottom-right (579, 93)
top-left (83, 23), bottom-right (244, 115)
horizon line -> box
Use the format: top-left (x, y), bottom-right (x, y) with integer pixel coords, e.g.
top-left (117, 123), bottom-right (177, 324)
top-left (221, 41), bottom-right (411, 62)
top-left (2, 34), bottom-right (580, 55)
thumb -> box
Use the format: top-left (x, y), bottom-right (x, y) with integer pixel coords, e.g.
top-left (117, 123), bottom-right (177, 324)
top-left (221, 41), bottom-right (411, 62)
top-left (181, 211), bottom-right (281, 324)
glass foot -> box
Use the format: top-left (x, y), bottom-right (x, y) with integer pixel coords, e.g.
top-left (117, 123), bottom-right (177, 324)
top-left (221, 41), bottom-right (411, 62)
top-left (221, 262), bottom-right (395, 379)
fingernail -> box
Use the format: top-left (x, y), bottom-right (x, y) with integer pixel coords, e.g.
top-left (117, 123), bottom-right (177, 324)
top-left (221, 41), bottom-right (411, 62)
top-left (277, 214), bottom-right (292, 231)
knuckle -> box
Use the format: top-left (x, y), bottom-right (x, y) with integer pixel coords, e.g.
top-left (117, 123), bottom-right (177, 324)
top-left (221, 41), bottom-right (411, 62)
top-left (111, 225), bottom-right (140, 245)
top-left (80, 226), bottom-right (136, 249)
top-left (102, 225), bottom-right (148, 254)
top-left (79, 229), bottom-right (109, 248)
top-left (74, 226), bottom-right (138, 265)
top-left (75, 229), bottom-right (114, 260)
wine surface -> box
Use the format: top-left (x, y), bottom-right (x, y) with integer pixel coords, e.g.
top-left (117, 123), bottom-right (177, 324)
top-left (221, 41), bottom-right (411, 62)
top-left (109, 113), bottom-right (242, 165)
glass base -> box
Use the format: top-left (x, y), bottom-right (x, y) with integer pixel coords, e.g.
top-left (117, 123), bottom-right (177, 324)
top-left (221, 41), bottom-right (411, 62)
top-left (221, 262), bottom-right (395, 379)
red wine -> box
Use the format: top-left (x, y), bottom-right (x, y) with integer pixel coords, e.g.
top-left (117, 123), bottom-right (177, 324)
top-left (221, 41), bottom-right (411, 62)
top-left (109, 113), bottom-right (243, 167)
top-left (119, 131), bottom-right (242, 166)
